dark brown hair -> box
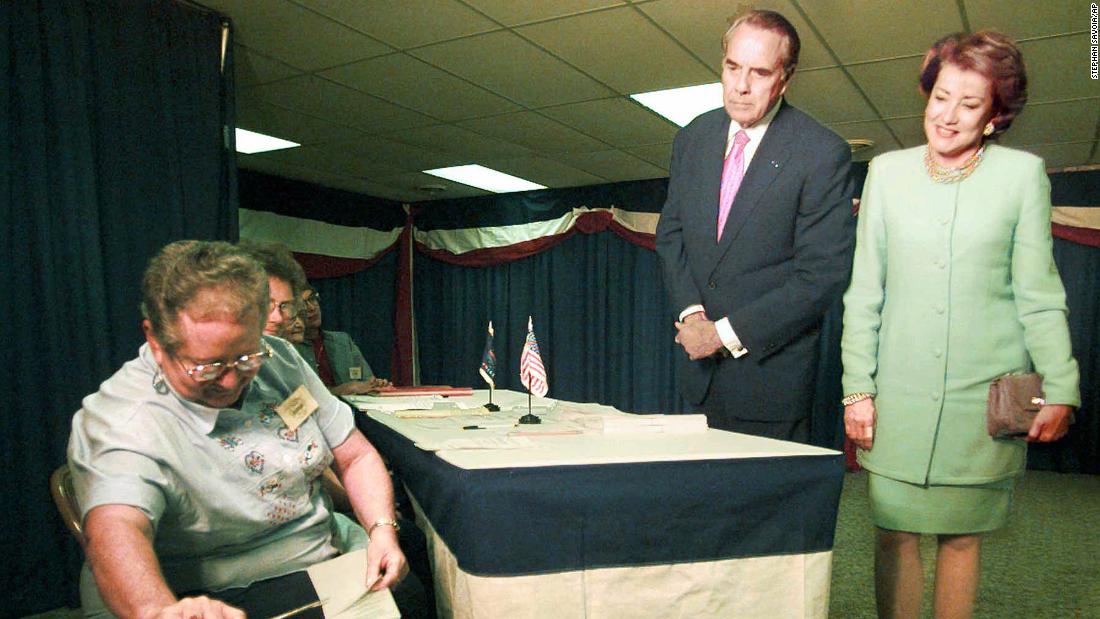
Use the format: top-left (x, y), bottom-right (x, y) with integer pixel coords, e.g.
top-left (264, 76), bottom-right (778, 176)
top-left (238, 240), bottom-right (308, 297)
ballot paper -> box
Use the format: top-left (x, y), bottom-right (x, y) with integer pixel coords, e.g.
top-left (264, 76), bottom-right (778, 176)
top-left (344, 395), bottom-right (440, 412)
top-left (597, 414), bottom-right (709, 434)
top-left (305, 548), bottom-right (400, 619)
top-left (394, 406), bottom-right (490, 419)
top-left (414, 436), bottom-right (534, 451)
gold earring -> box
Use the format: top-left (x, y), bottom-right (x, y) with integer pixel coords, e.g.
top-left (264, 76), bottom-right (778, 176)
top-left (983, 122), bottom-right (994, 136)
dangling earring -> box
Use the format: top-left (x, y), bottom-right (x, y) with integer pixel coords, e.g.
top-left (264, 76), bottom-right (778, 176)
top-left (983, 122), bottom-right (994, 137)
top-left (152, 367), bottom-right (169, 394)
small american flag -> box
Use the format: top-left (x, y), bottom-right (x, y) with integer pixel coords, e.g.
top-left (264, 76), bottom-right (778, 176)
top-left (519, 316), bottom-right (548, 397)
top-left (478, 321), bottom-right (496, 388)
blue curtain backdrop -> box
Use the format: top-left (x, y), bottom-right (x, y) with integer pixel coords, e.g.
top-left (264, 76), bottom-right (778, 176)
top-left (416, 230), bottom-right (685, 414)
top-left (309, 251), bottom-right (399, 382)
top-left (2, 1), bottom-right (235, 614)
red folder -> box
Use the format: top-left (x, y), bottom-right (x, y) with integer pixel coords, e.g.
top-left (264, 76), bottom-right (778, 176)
top-left (373, 385), bottom-right (474, 397)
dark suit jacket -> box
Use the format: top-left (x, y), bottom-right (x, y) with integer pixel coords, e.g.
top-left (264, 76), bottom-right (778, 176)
top-left (655, 102), bottom-right (855, 423)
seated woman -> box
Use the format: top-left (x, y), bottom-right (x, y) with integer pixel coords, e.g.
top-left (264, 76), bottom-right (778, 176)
top-left (68, 240), bottom-right (424, 618)
top-left (297, 285), bottom-right (391, 395)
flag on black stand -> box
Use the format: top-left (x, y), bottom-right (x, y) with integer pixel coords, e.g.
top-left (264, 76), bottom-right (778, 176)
top-left (519, 316), bottom-right (548, 397)
top-left (478, 321), bottom-right (496, 388)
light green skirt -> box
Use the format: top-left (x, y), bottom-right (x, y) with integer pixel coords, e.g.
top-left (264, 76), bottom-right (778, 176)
top-left (868, 472), bottom-right (1014, 534)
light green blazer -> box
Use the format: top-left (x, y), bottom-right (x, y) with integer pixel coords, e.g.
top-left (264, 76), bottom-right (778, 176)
top-left (841, 145), bottom-right (1080, 486)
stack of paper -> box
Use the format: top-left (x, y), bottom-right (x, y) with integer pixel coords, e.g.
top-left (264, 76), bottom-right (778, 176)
top-left (599, 414), bottom-right (708, 434)
top-left (343, 395), bottom-right (439, 412)
top-left (415, 436), bottom-right (534, 451)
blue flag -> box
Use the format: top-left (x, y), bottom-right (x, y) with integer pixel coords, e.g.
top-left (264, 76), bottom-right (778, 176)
top-left (479, 321), bottom-right (496, 388)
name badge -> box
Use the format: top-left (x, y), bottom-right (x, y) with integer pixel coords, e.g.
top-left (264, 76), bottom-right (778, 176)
top-left (275, 385), bottom-right (319, 432)
top-left (348, 366), bottom-right (363, 380)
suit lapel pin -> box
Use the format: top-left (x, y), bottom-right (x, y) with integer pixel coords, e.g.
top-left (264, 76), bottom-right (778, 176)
top-left (770, 160), bottom-right (780, 168)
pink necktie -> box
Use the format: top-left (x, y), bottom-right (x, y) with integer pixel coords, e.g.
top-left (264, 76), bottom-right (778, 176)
top-left (717, 130), bottom-right (750, 241)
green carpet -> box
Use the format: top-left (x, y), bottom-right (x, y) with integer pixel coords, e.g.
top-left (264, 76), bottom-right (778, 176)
top-left (26, 471), bottom-right (1100, 618)
top-left (831, 471), bottom-right (1100, 619)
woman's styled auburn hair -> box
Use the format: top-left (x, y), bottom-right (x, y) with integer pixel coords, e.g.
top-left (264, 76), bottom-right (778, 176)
top-left (919, 30), bottom-right (1028, 138)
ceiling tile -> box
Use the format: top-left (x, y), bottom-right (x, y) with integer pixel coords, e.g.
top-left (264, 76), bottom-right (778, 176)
top-left (999, 100), bottom-right (1100, 147)
top-left (239, 155), bottom-right (378, 194)
top-left (1018, 35), bottom-right (1098, 102)
top-left (478, 156), bottom-right (607, 187)
top-left (551, 149), bottom-right (668, 182)
top-left (964, 0), bottom-right (1086, 39)
top-left (462, 0), bottom-right (628, 26)
top-left (387, 124), bottom-right (535, 160)
top-left (798, 0), bottom-right (963, 63)
top-left (234, 45), bottom-right (301, 87)
top-left (458, 112), bottom-right (610, 153)
top-left (374, 172), bottom-right (494, 200)
top-left (236, 94), bottom-right (360, 145)
top-left (408, 31), bottom-right (615, 108)
top-left (824, 120), bottom-right (904, 162)
top-left (320, 54), bottom-right (520, 121)
top-left (252, 143), bottom-right (406, 178)
top-left (539, 98), bottom-right (680, 148)
top-left (329, 135), bottom-right (469, 172)
top-left (1015, 142), bottom-right (1094, 169)
top-left (636, 0), bottom-right (836, 71)
top-left (846, 57), bottom-right (926, 118)
top-left (201, 0), bottom-right (390, 70)
top-left (884, 116), bottom-right (927, 149)
top-left (246, 75), bottom-right (435, 133)
top-left (784, 67), bottom-right (878, 124)
top-left (624, 143), bottom-right (673, 170)
top-left (296, 0), bottom-right (499, 49)
top-left (517, 7), bottom-right (714, 93)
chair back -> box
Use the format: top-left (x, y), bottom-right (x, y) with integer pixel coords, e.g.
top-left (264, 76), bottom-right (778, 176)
top-left (50, 463), bottom-right (86, 547)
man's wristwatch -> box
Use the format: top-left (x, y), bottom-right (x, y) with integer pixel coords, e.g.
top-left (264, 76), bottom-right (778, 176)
top-left (841, 392), bottom-right (874, 406)
top-left (367, 518), bottom-right (400, 538)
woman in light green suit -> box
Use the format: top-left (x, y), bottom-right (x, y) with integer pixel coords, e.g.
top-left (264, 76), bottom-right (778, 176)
top-left (840, 31), bottom-right (1079, 619)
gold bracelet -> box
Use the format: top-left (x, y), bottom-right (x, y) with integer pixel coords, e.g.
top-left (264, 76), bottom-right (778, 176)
top-left (841, 392), bottom-right (874, 406)
top-left (367, 518), bottom-right (400, 538)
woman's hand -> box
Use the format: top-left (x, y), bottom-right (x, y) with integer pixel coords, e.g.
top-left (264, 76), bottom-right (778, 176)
top-left (844, 398), bottom-right (877, 450)
top-left (364, 527), bottom-right (408, 591)
top-left (1027, 404), bottom-right (1074, 442)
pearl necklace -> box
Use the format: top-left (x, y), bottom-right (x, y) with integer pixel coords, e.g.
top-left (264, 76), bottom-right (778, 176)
top-left (924, 145), bottom-right (985, 184)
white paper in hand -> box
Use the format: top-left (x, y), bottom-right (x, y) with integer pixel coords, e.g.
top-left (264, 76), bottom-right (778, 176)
top-left (305, 548), bottom-right (400, 618)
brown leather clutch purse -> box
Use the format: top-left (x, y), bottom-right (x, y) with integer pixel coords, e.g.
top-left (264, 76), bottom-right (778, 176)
top-left (986, 373), bottom-right (1044, 439)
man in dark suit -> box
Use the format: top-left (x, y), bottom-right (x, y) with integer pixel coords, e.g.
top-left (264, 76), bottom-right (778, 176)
top-left (655, 9), bottom-right (855, 443)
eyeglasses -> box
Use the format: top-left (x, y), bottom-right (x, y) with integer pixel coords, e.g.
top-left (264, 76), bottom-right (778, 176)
top-left (180, 343), bottom-right (274, 382)
top-left (302, 292), bottom-right (321, 307)
top-left (270, 299), bottom-right (299, 319)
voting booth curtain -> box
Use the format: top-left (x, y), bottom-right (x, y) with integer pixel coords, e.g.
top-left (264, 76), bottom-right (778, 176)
top-left (2, 0), bottom-right (236, 614)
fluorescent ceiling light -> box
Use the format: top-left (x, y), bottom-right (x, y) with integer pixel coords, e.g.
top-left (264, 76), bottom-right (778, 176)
top-left (235, 128), bottom-right (300, 154)
top-left (631, 83), bottom-right (723, 127)
top-left (423, 164), bottom-right (546, 193)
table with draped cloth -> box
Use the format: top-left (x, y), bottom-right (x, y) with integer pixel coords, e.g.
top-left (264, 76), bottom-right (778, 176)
top-left (352, 390), bottom-right (843, 619)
